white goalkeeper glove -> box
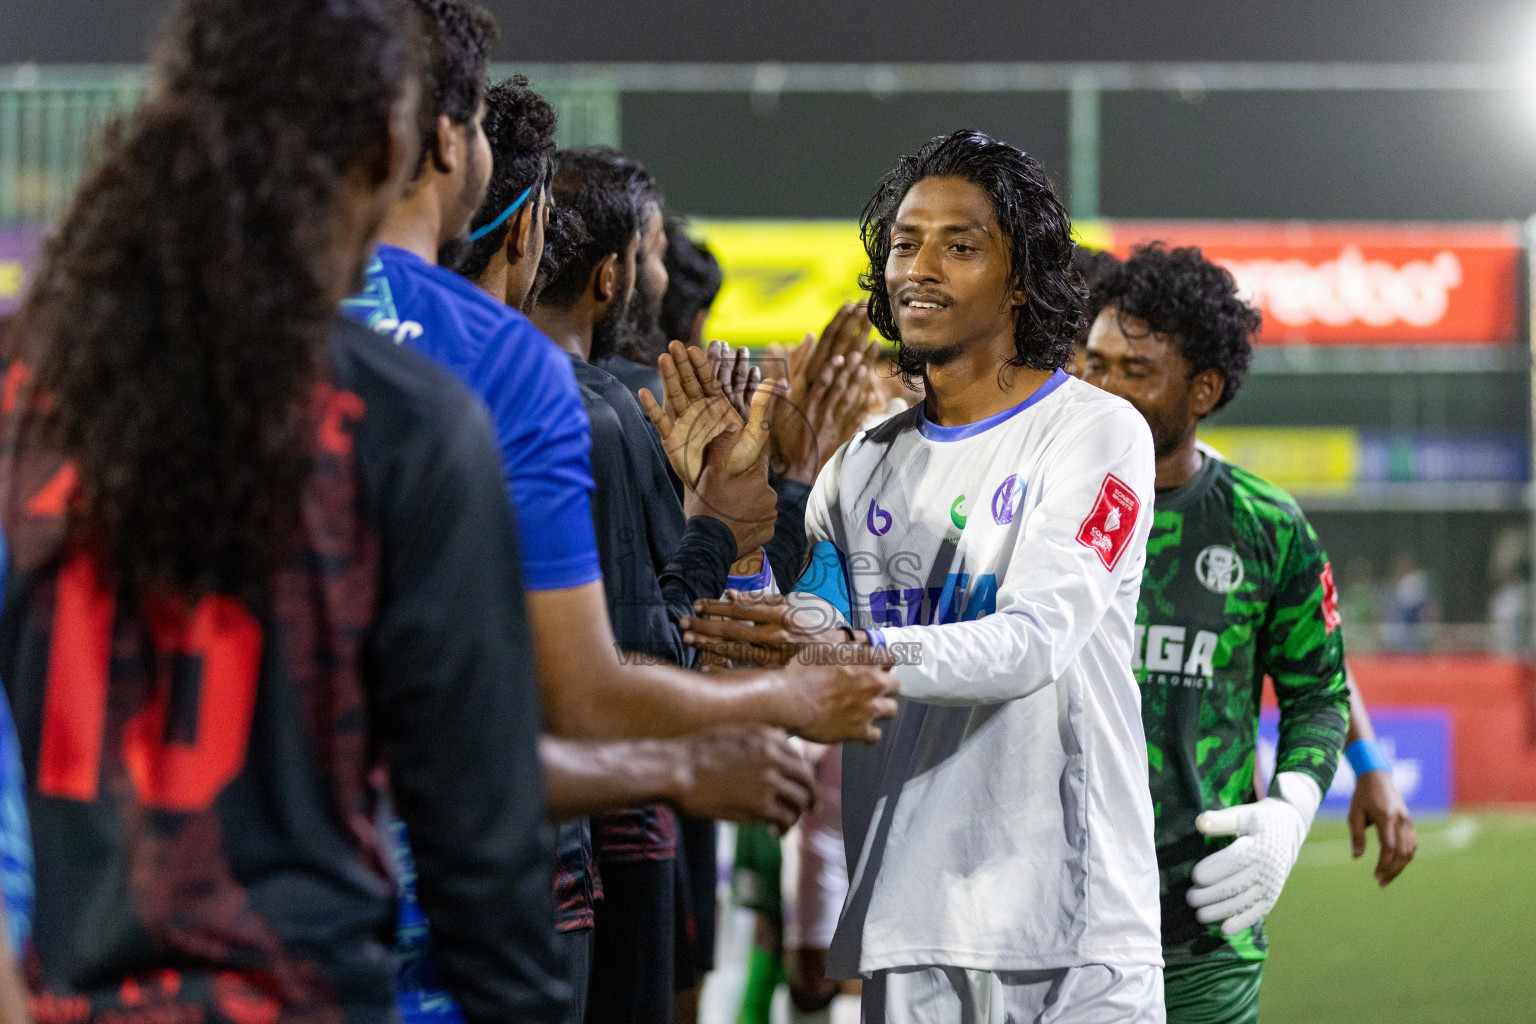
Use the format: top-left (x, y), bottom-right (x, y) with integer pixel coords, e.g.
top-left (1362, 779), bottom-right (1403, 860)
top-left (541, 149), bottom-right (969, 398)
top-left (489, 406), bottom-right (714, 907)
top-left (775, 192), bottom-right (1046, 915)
top-left (1186, 772), bottom-right (1321, 936)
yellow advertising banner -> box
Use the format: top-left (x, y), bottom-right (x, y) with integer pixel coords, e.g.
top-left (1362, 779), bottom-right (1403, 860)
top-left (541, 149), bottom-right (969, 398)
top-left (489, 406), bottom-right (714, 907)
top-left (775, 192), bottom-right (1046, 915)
top-left (690, 220), bottom-right (867, 348)
top-left (690, 219), bottom-right (1115, 348)
top-left (0, 262), bottom-right (24, 304)
top-left (1198, 427), bottom-right (1360, 493)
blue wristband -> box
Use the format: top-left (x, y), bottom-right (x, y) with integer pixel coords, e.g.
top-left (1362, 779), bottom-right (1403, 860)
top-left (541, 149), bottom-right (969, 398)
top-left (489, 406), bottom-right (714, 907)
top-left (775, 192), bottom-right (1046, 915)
top-left (726, 548), bottom-right (773, 592)
top-left (1345, 738), bottom-right (1391, 776)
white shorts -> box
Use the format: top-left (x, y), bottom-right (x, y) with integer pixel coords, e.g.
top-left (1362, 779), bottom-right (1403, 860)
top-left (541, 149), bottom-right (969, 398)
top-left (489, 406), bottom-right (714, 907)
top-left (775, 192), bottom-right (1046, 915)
top-left (784, 743), bottom-right (847, 951)
top-left (861, 963), bottom-right (1164, 1024)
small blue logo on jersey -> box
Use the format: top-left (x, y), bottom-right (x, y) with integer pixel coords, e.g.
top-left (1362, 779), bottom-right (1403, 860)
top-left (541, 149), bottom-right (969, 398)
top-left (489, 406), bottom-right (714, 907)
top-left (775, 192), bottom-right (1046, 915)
top-left (866, 499), bottom-right (893, 536)
top-left (992, 474), bottom-right (1022, 525)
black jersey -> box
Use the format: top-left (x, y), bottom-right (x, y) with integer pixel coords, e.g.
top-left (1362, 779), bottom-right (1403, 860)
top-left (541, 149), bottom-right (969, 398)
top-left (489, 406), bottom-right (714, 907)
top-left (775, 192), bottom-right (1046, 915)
top-left (571, 359), bottom-right (738, 863)
top-left (0, 320), bottom-right (565, 1024)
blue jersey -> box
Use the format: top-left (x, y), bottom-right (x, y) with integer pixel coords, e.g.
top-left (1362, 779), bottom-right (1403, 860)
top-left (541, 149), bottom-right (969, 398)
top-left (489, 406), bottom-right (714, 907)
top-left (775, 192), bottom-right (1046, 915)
top-left (0, 531), bottom-right (39, 960)
top-left (344, 243), bottom-right (602, 593)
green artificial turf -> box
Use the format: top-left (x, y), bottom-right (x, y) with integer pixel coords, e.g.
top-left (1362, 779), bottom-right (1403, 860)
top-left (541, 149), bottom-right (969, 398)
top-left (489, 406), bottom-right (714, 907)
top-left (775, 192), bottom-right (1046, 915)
top-left (1260, 813), bottom-right (1536, 1023)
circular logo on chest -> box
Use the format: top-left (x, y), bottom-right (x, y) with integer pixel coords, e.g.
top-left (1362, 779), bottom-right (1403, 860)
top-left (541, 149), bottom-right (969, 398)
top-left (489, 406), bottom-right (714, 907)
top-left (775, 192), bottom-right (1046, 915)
top-left (1195, 545), bottom-right (1245, 595)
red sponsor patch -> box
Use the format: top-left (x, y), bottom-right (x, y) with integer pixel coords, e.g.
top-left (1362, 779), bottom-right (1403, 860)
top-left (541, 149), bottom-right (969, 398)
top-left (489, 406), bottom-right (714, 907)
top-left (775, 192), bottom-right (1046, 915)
top-left (1320, 561), bottom-right (1341, 633)
top-left (1076, 473), bottom-right (1141, 571)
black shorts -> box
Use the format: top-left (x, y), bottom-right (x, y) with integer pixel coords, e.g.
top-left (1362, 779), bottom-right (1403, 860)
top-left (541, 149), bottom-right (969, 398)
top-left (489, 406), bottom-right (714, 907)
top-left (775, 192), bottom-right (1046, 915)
top-left (558, 927), bottom-right (592, 1024)
top-left (586, 857), bottom-right (675, 1024)
top-left (672, 813), bottom-right (718, 989)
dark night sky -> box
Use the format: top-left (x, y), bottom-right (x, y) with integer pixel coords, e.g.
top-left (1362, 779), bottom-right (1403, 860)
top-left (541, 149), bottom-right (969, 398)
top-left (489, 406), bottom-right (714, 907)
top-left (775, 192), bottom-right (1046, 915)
top-left (5, 0), bottom-right (1536, 64)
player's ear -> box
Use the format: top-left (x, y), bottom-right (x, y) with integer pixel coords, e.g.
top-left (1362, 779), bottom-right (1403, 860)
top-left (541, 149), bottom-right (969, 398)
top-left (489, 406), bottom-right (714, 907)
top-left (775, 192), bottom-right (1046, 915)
top-left (593, 253), bottom-right (620, 303)
top-left (1190, 368), bottom-right (1226, 418)
top-left (1008, 276), bottom-right (1028, 310)
top-left (507, 199), bottom-right (536, 262)
top-left (382, 77), bottom-right (422, 190)
top-left (428, 115), bottom-right (459, 175)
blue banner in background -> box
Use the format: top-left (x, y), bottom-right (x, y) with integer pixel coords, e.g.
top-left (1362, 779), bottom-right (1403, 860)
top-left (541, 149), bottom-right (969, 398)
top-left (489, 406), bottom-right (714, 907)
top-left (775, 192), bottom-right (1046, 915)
top-left (1357, 433), bottom-right (1527, 483)
top-left (1259, 707), bottom-right (1452, 814)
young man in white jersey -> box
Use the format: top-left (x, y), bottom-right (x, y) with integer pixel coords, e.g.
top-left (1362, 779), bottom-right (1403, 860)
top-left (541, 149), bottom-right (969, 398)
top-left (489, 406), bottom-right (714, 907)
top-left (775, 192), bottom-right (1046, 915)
top-left (682, 129), bottom-right (1164, 1024)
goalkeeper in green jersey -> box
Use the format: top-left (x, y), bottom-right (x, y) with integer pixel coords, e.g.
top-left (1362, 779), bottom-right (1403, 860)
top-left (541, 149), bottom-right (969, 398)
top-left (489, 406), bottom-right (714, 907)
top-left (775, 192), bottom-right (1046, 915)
top-left (1083, 243), bottom-right (1352, 1024)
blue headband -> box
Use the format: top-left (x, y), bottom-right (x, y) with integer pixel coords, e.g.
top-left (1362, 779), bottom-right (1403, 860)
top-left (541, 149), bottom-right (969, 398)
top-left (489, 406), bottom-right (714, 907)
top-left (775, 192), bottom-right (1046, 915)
top-left (468, 184), bottom-right (535, 243)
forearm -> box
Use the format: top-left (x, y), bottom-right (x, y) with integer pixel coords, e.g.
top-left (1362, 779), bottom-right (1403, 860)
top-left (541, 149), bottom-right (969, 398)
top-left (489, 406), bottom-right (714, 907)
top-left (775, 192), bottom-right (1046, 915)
top-left (533, 583), bottom-right (803, 740)
top-left (875, 603), bottom-right (1096, 705)
top-left (1272, 670), bottom-right (1351, 794)
top-left (764, 477), bottom-right (812, 587)
top-left (1345, 666), bottom-right (1374, 744)
top-left (541, 736), bottom-right (688, 820)
top-left (542, 654), bottom-right (798, 740)
top-left (657, 515), bottom-right (737, 660)
top-left (0, 903), bottom-right (27, 1024)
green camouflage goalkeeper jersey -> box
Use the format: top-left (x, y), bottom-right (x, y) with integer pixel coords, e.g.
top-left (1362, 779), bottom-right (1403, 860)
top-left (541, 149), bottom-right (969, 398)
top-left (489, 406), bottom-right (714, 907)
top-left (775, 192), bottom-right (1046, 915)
top-left (1137, 452), bottom-right (1349, 967)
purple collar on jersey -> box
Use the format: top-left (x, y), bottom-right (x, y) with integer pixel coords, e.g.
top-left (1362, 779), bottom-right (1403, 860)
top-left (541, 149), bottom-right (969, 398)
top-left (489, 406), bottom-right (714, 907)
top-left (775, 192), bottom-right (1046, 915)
top-left (915, 368), bottom-right (1069, 442)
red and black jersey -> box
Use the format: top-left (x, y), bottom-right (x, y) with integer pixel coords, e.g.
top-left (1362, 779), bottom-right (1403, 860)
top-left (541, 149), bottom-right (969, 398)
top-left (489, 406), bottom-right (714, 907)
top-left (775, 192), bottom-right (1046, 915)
top-left (0, 320), bottom-right (566, 1024)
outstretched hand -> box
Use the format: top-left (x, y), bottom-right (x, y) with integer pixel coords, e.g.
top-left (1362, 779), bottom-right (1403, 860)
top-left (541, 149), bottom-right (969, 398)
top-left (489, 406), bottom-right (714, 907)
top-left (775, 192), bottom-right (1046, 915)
top-left (676, 724), bottom-right (816, 831)
top-left (763, 303), bottom-right (878, 484)
top-left (779, 661), bottom-right (899, 746)
top-left (1348, 769), bottom-right (1417, 886)
top-left (708, 340), bottom-right (760, 423)
top-left (687, 380), bottom-right (784, 555)
top-left (681, 591), bottom-right (884, 668)
top-left (639, 340), bottom-right (742, 488)
top-left (1188, 796), bottom-right (1308, 936)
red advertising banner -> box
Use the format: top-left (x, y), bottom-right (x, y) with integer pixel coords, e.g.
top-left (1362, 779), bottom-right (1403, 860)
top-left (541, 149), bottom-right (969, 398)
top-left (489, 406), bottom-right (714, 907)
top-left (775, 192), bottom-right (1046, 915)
top-left (1107, 222), bottom-right (1522, 346)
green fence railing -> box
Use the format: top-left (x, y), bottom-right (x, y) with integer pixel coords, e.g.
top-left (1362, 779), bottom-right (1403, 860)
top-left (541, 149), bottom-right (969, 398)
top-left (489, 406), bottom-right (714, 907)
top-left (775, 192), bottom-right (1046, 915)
top-left (0, 66), bottom-right (147, 226)
top-left (0, 64), bottom-right (621, 227)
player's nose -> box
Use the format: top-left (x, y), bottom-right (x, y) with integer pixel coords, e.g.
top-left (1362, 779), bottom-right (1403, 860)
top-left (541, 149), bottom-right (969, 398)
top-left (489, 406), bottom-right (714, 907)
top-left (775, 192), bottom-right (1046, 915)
top-left (906, 242), bottom-right (944, 283)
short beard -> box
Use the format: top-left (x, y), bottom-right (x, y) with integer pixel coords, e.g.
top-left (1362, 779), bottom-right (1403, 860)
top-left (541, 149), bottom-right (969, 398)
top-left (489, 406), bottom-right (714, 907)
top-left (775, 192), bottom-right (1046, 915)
top-left (436, 234), bottom-right (470, 272)
top-left (894, 339), bottom-right (964, 378)
top-left (436, 134), bottom-right (490, 266)
top-left (611, 275), bottom-right (668, 367)
top-left (589, 289), bottom-right (633, 364)
top-left (1146, 406), bottom-right (1195, 461)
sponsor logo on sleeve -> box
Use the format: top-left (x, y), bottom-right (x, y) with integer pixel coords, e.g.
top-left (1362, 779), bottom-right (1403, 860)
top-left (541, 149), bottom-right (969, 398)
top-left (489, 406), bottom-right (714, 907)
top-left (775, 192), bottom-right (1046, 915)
top-left (1076, 473), bottom-right (1140, 570)
top-left (1320, 561), bottom-right (1342, 633)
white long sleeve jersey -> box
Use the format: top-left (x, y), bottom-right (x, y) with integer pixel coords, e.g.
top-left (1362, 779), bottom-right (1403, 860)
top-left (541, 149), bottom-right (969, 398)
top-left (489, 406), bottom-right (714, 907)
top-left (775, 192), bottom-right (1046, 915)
top-left (793, 370), bottom-right (1163, 977)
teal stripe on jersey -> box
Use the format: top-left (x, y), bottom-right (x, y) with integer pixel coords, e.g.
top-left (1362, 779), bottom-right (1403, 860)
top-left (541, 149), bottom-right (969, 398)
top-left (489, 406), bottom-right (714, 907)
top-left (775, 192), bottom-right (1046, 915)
top-left (794, 540), bottom-right (853, 622)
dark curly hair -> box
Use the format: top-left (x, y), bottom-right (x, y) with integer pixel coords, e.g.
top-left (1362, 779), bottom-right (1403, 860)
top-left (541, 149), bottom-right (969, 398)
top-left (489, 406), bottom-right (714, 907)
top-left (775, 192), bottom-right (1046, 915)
top-left (860, 129), bottom-right (1085, 375)
top-left (13, 0), bottom-right (417, 600)
top-left (409, 0), bottom-right (495, 173)
top-left (659, 218), bottom-right (723, 343)
top-left (446, 76), bottom-right (558, 281)
top-left (532, 195), bottom-right (589, 310)
top-left (1094, 242), bottom-right (1260, 412)
top-left (537, 147), bottom-right (657, 310)
top-left (1072, 246), bottom-right (1120, 344)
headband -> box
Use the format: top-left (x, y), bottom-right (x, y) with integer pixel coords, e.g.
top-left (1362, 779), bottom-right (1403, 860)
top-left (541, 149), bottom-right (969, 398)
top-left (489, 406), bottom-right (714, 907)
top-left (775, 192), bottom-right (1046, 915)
top-left (468, 184), bottom-right (536, 243)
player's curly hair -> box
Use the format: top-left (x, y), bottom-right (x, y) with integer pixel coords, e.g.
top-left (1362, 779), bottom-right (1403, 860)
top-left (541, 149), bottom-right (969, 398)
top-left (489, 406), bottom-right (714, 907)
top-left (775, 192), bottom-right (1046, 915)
top-left (409, 0), bottom-right (496, 173)
top-left (532, 195), bottom-right (591, 309)
top-left (537, 146), bottom-right (657, 309)
top-left (860, 129), bottom-right (1086, 375)
top-left (447, 76), bottom-right (558, 281)
top-left (12, 0), bottom-right (417, 600)
top-left (1072, 246), bottom-right (1120, 344)
top-left (1095, 242), bottom-right (1260, 412)
top-left (660, 219), bottom-right (723, 343)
